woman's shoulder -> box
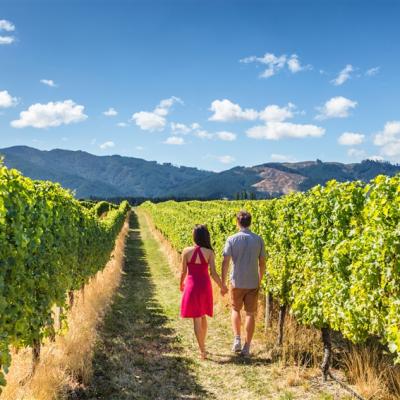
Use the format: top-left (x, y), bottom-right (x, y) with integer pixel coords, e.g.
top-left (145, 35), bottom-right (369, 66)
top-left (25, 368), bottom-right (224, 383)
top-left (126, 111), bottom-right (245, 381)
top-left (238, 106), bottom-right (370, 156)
top-left (199, 247), bottom-right (214, 256)
top-left (182, 246), bottom-right (195, 255)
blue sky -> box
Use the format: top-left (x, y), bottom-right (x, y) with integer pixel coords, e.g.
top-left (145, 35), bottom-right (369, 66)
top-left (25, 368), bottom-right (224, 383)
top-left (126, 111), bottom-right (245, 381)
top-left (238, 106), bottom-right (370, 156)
top-left (1, 0), bottom-right (400, 171)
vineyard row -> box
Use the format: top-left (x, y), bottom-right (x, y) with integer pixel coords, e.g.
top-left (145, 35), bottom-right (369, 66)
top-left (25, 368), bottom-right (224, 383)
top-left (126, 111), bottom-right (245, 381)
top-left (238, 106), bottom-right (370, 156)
top-left (0, 165), bottom-right (130, 386)
top-left (140, 174), bottom-right (400, 367)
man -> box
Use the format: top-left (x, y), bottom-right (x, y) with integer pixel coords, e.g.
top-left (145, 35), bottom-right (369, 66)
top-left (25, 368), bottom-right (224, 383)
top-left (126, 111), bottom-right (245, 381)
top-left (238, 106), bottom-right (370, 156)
top-left (221, 210), bottom-right (266, 357)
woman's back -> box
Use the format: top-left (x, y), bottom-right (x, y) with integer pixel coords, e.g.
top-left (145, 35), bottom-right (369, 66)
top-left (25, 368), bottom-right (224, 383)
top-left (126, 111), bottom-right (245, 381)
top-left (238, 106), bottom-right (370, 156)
top-left (181, 245), bottom-right (213, 318)
top-left (186, 246), bottom-right (210, 279)
top-left (185, 245), bottom-right (212, 265)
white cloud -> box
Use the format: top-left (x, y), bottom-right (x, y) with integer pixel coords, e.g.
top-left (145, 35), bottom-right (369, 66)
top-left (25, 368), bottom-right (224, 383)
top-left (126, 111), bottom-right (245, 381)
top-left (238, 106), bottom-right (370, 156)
top-left (209, 99), bottom-right (258, 122)
top-left (381, 142), bottom-right (400, 157)
top-left (40, 79), bottom-right (57, 88)
top-left (365, 67), bottom-right (380, 77)
top-left (259, 103), bottom-right (295, 122)
top-left (218, 155), bottom-right (235, 164)
top-left (132, 96), bottom-right (182, 131)
top-left (210, 99), bottom-right (300, 124)
top-left (195, 130), bottom-right (213, 139)
top-left (132, 111), bottom-right (166, 131)
top-left (170, 121), bottom-right (211, 140)
top-left (103, 107), bottom-right (118, 117)
top-left (373, 121), bottom-right (400, 157)
top-left (347, 148), bottom-right (366, 159)
top-left (164, 136), bottom-right (184, 145)
top-left (0, 20), bottom-right (15, 31)
top-left (135, 146), bottom-right (144, 151)
top-left (155, 96), bottom-right (183, 116)
top-left (171, 122), bottom-right (191, 134)
top-left (170, 121), bottom-right (235, 142)
top-left (316, 96), bottom-right (357, 120)
top-left (209, 99), bottom-right (323, 142)
top-left (287, 54), bottom-right (312, 73)
top-left (331, 64), bottom-right (354, 86)
top-left (247, 121), bottom-right (325, 140)
top-left (99, 141), bottom-right (115, 149)
top-left (240, 53), bottom-right (286, 78)
top-left (373, 121), bottom-right (400, 146)
top-left (215, 131), bottom-right (236, 141)
top-left (0, 19), bottom-right (16, 45)
top-left (11, 100), bottom-right (87, 128)
top-left (0, 36), bottom-right (15, 45)
top-left (338, 132), bottom-right (365, 146)
top-left (240, 52), bottom-right (311, 78)
top-left (0, 90), bottom-right (18, 108)
top-left (117, 122), bottom-right (128, 127)
top-left (270, 153), bottom-right (295, 162)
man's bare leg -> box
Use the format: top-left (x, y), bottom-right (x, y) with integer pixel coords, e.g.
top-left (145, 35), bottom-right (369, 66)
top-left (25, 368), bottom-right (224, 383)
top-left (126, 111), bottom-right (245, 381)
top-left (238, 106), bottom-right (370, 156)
top-left (231, 309), bottom-right (242, 352)
top-left (244, 312), bottom-right (255, 345)
top-left (241, 312), bottom-right (255, 356)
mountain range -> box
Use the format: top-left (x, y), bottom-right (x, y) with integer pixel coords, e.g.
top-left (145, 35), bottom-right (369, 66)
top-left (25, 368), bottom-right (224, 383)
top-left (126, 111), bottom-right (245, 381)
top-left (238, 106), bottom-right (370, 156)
top-left (1, 146), bottom-right (399, 199)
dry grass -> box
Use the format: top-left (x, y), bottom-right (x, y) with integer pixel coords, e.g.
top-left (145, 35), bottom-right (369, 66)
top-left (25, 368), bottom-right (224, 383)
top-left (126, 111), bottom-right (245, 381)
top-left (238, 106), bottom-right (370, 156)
top-left (343, 344), bottom-right (400, 400)
top-left (0, 215), bottom-right (130, 400)
top-left (260, 303), bottom-right (323, 369)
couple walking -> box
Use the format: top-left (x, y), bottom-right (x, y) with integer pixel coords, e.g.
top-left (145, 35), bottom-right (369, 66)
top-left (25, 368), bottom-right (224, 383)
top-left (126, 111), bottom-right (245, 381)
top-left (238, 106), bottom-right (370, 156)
top-left (180, 210), bottom-right (266, 359)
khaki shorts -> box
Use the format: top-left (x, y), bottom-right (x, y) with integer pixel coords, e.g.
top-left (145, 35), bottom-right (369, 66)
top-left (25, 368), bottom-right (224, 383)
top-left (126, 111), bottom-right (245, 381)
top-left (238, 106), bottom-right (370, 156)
top-left (230, 288), bottom-right (259, 313)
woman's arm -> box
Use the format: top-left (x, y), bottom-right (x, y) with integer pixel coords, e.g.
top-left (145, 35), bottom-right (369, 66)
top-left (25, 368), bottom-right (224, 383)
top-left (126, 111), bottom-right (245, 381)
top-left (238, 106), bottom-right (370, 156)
top-left (209, 252), bottom-right (227, 294)
top-left (180, 249), bottom-right (188, 292)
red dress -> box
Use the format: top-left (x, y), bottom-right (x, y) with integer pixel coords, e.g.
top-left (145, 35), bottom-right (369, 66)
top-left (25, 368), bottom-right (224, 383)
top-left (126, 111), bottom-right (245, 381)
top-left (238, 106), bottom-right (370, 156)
top-left (180, 246), bottom-right (213, 318)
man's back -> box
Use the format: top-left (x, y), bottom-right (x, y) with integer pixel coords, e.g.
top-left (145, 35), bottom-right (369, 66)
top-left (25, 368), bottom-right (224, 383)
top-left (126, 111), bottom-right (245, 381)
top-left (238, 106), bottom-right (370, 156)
top-left (223, 228), bottom-right (265, 289)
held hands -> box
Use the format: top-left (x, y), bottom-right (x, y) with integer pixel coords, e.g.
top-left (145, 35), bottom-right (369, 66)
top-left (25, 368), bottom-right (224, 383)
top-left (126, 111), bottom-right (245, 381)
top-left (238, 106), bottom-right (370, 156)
top-left (220, 284), bottom-right (228, 296)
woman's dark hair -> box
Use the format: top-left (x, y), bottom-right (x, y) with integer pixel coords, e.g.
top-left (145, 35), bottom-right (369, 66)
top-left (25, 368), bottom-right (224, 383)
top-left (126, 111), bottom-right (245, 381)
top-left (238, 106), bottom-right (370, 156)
top-left (193, 224), bottom-right (213, 250)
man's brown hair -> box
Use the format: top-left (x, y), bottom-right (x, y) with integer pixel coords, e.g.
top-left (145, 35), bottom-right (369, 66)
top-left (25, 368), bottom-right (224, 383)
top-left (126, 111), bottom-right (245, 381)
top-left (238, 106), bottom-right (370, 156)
top-left (237, 210), bottom-right (251, 228)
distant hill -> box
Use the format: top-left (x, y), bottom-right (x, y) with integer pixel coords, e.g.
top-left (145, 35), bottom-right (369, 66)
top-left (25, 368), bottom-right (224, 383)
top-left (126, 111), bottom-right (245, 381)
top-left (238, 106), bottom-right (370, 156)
top-left (0, 146), bottom-right (214, 198)
top-left (1, 146), bottom-right (399, 199)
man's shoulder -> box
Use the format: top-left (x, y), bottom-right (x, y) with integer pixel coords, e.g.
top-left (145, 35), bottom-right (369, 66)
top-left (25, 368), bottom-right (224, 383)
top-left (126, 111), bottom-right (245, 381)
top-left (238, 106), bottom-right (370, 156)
top-left (227, 232), bottom-right (243, 241)
top-left (250, 231), bottom-right (263, 240)
top-left (226, 230), bottom-right (264, 243)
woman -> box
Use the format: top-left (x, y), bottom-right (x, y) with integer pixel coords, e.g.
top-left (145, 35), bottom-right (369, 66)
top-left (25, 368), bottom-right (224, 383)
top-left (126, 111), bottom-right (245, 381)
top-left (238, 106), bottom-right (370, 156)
top-left (180, 224), bottom-right (225, 359)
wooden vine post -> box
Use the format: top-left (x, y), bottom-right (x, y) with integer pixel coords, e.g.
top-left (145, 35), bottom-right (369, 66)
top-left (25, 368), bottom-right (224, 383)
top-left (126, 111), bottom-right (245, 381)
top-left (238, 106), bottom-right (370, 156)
top-left (32, 338), bottom-right (41, 372)
top-left (321, 327), bottom-right (332, 381)
top-left (49, 325), bottom-right (56, 342)
top-left (68, 290), bottom-right (75, 307)
top-left (264, 292), bottom-right (273, 332)
top-left (277, 304), bottom-right (287, 346)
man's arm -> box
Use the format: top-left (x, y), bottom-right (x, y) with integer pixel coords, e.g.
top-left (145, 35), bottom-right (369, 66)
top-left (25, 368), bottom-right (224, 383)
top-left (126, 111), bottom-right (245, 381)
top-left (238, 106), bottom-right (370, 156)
top-left (221, 238), bottom-right (232, 294)
top-left (209, 252), bottom-right (225, 292)
top-left (258, 256), bottom-right (266, 288)
top-left (258, 237), bottom-right (266, 287)
top-left (221, 255), bottom-right (230, 294)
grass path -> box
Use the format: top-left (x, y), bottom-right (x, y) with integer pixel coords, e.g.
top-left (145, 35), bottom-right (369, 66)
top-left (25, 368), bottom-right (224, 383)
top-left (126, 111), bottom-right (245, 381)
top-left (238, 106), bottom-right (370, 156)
top-left (79, 211), bottom-right (348, 400)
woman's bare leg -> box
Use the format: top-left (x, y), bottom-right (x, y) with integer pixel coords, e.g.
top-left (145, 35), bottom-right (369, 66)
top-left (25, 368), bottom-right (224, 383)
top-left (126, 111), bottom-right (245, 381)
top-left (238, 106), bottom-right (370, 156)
top-left (193, 317), bottom-right (206, 358)
top-left (201, 316), bottom-right (208, 344)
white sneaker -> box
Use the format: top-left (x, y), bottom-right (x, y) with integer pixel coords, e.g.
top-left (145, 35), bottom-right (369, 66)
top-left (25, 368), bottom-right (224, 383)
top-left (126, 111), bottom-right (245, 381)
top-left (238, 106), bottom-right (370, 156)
top-left (232, 337), bottom-right (241, 353)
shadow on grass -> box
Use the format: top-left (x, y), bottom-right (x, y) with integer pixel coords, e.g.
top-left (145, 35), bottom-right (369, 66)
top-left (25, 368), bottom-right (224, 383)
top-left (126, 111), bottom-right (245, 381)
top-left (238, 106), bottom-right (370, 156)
top-left (207, 352), bottom-right (273, 366)
top-left (73, 213), bottom-right (210, 400)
